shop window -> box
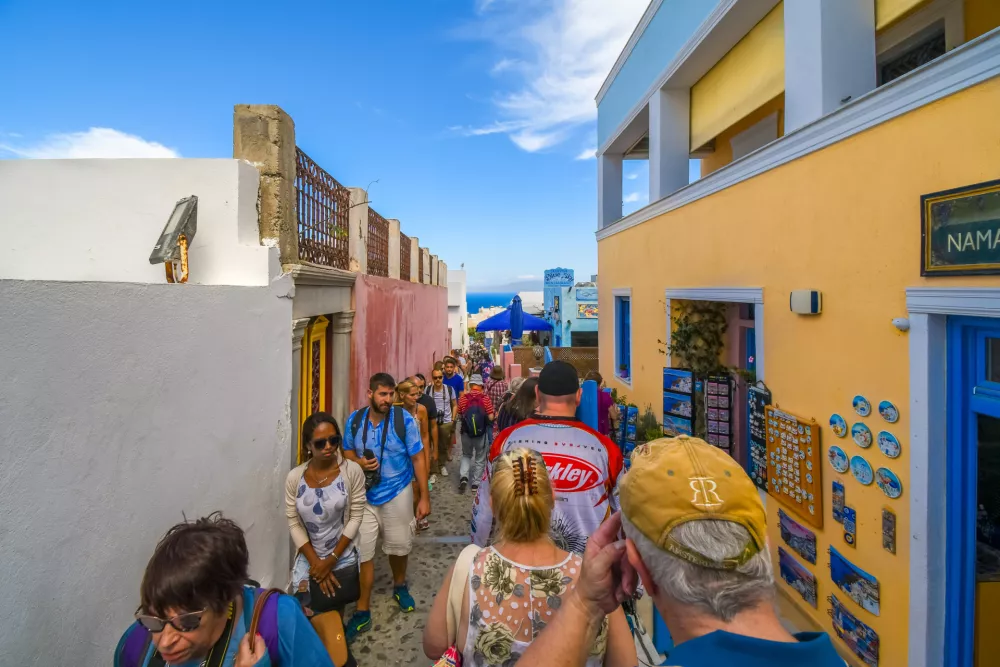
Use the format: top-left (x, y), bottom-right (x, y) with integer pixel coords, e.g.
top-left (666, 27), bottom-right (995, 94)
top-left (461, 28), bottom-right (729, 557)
top-left (879, 28), bottom-right (946, 85)
top-left (988, 338), bottom-right (1000, 383)
top-left (615, 295), bottom-right (632, 382)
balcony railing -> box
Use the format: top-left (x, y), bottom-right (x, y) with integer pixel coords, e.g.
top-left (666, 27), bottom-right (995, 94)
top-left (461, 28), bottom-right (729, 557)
top-left (366, 208), bottom-right (389, 277)
top-left (295, 148), bottom-right (350, 270)
top-left (399, 231), bottom-right (411, 280)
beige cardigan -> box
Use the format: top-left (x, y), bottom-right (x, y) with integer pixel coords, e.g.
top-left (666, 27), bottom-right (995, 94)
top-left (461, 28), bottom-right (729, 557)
top-left (285, 458), bottom-right (367, 552)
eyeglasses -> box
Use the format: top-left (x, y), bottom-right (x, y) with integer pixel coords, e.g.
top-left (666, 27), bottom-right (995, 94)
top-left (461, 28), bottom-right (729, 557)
top-left (311, 435), bottom-right (342, 450)
top-left (135, 609), bottom-right (206, 633)
top-left (432, 375), bottom-right (443, 380)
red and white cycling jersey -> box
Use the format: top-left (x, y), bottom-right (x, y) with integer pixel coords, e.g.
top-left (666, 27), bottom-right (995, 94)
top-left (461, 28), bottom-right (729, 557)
top-left (470, 416), bottom-right (624, 552)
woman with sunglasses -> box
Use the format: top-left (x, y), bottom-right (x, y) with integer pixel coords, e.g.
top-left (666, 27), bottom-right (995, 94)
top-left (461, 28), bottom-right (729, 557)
top-left (114, 513), bottom-right (333, 667)
top-left (286, 413), bottom-right (367, 620)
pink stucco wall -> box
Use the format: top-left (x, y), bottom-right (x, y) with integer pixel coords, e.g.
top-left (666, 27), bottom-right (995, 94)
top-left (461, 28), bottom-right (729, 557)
top-left (350, 274), bottom-right (449, 409)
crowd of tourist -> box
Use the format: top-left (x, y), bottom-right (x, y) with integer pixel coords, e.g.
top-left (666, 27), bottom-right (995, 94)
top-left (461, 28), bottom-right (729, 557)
top-left (115, 347), bottom-right (846, 667)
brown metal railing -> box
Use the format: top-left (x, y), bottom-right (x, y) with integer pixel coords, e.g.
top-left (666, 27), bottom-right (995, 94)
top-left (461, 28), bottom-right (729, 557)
top-left (367, 208), bottom-right (389, 277)
top-left (399, 231), bottom-right (411, 281)
top-left (418, 251), bottom-right (424, 283)
top-left (295, 148), bottom-right (350, 269)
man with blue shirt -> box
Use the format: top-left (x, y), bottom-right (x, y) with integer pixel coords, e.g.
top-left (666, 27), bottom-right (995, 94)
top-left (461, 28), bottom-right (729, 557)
top-left (517, 436), bottom-right (846, 667)
top-left (442, 356), bottom-right (465, 398)
top-left (342, 373), bottom-right (430, 641)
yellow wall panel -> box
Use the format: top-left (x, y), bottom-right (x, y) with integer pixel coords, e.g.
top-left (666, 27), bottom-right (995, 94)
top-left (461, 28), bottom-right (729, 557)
top-left (700, 94), bottom-right (785, 177)
top-left (876, 0), bottom-right (931, 30)
top-left (966, 0), bottom-right (1000, 42)
top-left (598, 77), bottom-right (1000, 666)
top-left (690, 3), bottom-right (785, 152)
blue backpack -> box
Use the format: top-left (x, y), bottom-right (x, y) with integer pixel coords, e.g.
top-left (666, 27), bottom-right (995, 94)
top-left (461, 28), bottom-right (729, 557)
top-left (462, 393), bottom-right (489, 436)
top-left (115, 587), bottom-right (283, 667)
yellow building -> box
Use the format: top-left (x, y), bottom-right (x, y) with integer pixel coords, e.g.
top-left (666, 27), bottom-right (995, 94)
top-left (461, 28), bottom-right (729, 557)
top-left (595, 1), bottom-right (1000, 665)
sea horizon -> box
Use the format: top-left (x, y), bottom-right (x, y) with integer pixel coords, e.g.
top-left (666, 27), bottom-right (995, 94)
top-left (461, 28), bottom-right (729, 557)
top-left (466, 291), bottom-right (517, 315)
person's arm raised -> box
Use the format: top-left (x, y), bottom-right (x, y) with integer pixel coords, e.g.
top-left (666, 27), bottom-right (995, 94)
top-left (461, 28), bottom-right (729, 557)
top-left (516, 513), bottom-right (637, 667)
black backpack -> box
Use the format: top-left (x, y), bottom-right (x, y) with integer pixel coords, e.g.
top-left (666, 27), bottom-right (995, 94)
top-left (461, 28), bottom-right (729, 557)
top-left (350, 406), bottom-right (406, 446)
top-left (461, 394), bottom-right (489, 436)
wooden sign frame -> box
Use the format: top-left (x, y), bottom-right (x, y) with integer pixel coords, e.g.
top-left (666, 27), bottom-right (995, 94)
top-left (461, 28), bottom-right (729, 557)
top-left (765, 406), bottom-right (823, 528)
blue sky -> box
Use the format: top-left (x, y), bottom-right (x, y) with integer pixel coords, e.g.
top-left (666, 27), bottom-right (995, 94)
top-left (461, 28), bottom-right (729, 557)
top-left (0, 0), bottom-right (665, 290)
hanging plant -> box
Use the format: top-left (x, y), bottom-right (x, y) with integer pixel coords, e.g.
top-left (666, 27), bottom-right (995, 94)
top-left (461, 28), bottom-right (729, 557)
top-left (667, 301), bottom-right (728, 436)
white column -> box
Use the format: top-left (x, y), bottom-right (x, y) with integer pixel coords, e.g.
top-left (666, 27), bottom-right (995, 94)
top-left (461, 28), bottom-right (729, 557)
top-left (330, 311), bottom-right (355, 429)
top-left (347, 188), bottom-right (368, 274)
top-left (597, 153), bottom-right (623, 229)
top-left (387, 218), bottom-right (401, 279)
top-left (784, 0), bottom-right (876, 133)
top-left (649, 88), bottom-right (691, 201)
top-left (290, 318), bottom-right (310, 468)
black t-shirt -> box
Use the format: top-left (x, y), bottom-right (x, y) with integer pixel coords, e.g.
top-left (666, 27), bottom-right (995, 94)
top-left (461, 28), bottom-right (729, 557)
top-left (417, 392), bottom-right (438, 421)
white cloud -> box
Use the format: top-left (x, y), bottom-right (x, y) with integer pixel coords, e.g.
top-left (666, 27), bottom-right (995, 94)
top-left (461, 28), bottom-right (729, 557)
top-left (463, 0), bottom-right (648, 153)
top-left (575, 148), bottom-right (596, 160)
top-left (626, 172), bottom-right (639, 180)
top-left (491, 58), bottom-right (519, 75)
top-left (623, 192), bottom-right (646, 203)
top-left (0, 127), bottom-right (179, 159)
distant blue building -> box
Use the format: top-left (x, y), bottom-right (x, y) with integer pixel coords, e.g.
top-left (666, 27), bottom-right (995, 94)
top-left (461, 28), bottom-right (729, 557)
top-left (543, 268), bottom-right (598, 347)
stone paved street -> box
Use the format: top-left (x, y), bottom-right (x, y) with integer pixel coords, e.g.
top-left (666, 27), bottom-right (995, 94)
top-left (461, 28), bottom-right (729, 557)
top-left (346, 444), bottom-right (473, 667)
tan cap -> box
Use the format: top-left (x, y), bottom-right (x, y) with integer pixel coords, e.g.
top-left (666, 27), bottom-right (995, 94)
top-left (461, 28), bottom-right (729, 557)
top-left (620, 436), bottom-right (767, 570)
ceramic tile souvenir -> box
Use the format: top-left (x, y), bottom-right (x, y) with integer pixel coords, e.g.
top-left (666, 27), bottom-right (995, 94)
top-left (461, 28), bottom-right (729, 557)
top-left (830, 546), bottom-right (880, 615)
top-left (875, 467), bottom-right (903, 499)
top-left (778, 509), bottom-right (817, 563)
top-left (663, 368), bottom-right (694, 394)
top-left (828, 445), bottom-right (849, 473)
top-left (842, 506), bottom-right (857, 547)
top-left (662, 414), bottom-right (693, 437)
top-left (832, 480), bottom-right (845, 523)
top-left (778, 548), bottom-right (818, 608)
top-left (853, 395), bottom-right (872, 417)
top-left (830, 414), bottom-right (848, 438)
top-left (882, 508), bottom-right (896, 554)
top-left (663, 391), bottom-right (694, 419)
top-left (878, 400), bottom-right (899, 424)
top-left (851, 456), bottom-right (874, 485)
top-left (830, 595), bottom-right (879, 667)
top-left (851, 422), bottom-right (873, 448)
top-left (877, 431), bottom-right (901, 459)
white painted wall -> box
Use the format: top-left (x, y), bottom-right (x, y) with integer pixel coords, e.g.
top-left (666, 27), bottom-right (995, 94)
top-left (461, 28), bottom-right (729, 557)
top-left (0, 159), bottom-right (276, 286)
top-left (448, 269), bottom-right (468, 349)
top-left (0, 277), bottom-right (293, 665)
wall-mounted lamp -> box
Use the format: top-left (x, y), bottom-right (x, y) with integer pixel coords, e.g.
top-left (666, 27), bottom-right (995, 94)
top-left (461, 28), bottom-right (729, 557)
top-left (892, 318), bottom-right (910, 332)
top-left (790, 290), bottom-right (822, 315)
top-left (149, 195), bottom-right (198, 283)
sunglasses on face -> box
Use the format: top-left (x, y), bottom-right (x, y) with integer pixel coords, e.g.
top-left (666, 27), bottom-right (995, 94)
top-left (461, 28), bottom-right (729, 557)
top-left (432, 375), bottom-right (443, 380)
top-left (135, 609), bottom-right (206, 633)
top-left (311, 435), bottom-right (342, 450)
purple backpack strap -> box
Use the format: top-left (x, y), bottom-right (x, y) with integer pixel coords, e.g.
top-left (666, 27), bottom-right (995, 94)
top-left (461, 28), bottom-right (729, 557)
top-left (251, 587), bottom-right (282, 665)
top-left (117, 622), bottom-right (152, 667)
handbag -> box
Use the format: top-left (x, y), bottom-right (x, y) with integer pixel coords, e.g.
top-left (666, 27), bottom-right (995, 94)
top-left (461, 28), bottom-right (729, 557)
top-left (305, 560), bottom-right (361, 614)
top-left (432, 544), bottom-right (481, 667)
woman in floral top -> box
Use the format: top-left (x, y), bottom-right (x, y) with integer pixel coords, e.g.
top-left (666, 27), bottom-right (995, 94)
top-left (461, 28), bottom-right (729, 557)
top-left (422, 449), bottom-right (636, 667)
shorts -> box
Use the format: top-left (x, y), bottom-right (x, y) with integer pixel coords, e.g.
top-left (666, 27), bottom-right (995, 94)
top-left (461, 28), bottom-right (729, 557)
top-left (358, 484), bottom-right (415, 561)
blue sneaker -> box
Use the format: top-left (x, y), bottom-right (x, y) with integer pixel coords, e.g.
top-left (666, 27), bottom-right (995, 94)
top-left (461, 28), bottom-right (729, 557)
top-left (344, 611), bottom-right (371, 641)
top-left (394, 584), bottom-right (415, 612)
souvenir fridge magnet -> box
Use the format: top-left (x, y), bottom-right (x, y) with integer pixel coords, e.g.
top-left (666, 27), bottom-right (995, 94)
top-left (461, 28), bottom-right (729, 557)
top-left (852, 395), bottom-right (872, 417)
top-left (875, 467), bottom-right (903, 499)
top-left (842, 506), bottom-right (857, 547)
top-left (877, 431), bottom-right (901, 458)
top-left (829, 414), bottom-right (847, 438)
top-left (832, 480), bottom-right (846, 523)
top-left (851, 422), bottom-right (873, 448)
top-left (878, 400), bottom-right (899, 423)
top-left (778, 547), bottom-right (818, 608)
top-left (828, 445), bottom-right (849, 473)
top-left (779, 509), bottom-right (817, 564)
top-left (851, 455), bottom-right (874, 485)
top-left (830, 546), bottom-right (880, 615)
top-left (882, 507), bottom-right (897, 554)
top-left (829, 594), bottom-right (880, 666)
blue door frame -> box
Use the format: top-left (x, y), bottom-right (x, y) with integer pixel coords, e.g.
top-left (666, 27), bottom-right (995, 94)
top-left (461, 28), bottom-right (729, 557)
top-left (945, 317), bottom-right (1000, 666)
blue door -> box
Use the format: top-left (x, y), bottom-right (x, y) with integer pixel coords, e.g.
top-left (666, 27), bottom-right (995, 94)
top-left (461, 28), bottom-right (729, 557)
top-left (946, 317), bottom-right (1000, 666)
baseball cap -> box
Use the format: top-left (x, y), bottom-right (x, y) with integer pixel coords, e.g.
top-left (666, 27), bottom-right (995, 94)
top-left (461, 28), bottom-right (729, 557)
top-left (537, 360), bottom-right (579, 396)
top-left (469, 374), bottom-right (484, 386)
top-left (620, 436), bottom-right (766, 570)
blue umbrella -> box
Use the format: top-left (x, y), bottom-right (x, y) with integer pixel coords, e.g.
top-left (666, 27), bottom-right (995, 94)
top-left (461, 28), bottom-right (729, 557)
top-left (509, 295), bottom-right (524, 341)
top-left (475, 308), bottom-right (552, 332)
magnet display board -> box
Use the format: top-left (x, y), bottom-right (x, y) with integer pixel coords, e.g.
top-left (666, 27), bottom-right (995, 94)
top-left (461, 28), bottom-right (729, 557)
top-left (765, 406), bottom-right (823, 528)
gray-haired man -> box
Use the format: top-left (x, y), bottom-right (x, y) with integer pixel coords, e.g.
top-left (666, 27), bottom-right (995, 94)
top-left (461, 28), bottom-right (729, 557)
top-left (517, 436), bottom-right (845, 667)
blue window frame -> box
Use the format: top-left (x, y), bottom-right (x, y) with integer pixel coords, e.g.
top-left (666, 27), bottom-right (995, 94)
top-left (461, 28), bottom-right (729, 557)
top-left (615, 294), bottom-right (631, 381)
top-left (945, 316), bottom-right (1000, 667)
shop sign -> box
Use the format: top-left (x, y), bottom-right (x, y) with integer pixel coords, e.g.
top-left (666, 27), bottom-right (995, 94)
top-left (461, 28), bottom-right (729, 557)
top-left (922, 178), bottom-right (1000, 276)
